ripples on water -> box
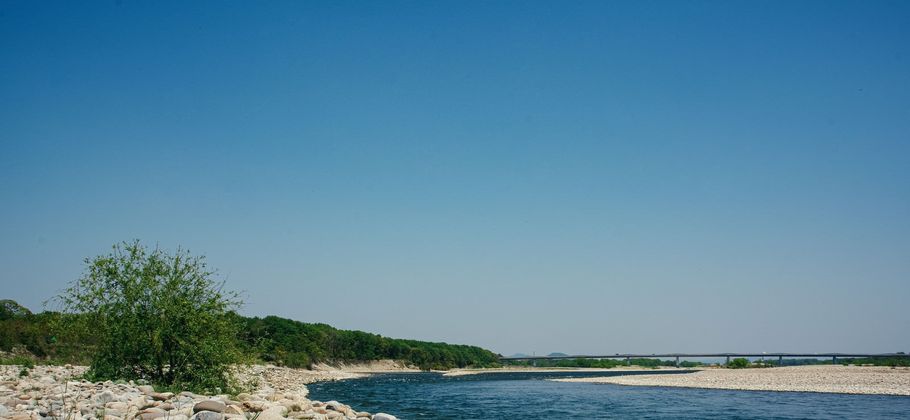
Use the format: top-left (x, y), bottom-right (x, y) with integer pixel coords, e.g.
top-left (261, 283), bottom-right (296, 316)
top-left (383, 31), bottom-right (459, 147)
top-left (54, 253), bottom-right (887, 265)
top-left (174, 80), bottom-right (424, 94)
top-left (307, 371), bottom-right (910, 419)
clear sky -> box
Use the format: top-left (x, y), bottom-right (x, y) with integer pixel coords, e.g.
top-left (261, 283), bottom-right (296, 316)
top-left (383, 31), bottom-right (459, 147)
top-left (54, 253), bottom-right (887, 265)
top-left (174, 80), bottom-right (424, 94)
top-left (2, 1), bottom-right (908, 356)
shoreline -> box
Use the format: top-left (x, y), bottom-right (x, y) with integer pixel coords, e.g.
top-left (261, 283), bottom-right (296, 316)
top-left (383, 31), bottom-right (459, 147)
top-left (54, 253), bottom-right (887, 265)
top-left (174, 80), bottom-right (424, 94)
top-left (551, 365), bottom-right (910, 396)
top-left (1, 364), bottom-right (399, 420)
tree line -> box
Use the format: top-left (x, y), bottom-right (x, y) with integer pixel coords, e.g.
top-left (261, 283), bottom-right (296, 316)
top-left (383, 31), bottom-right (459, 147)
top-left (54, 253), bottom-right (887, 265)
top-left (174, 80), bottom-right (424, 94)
top-left (1, 242), bottom-right (500, 392)
top-left (239, 315), bottom-right (500, 370)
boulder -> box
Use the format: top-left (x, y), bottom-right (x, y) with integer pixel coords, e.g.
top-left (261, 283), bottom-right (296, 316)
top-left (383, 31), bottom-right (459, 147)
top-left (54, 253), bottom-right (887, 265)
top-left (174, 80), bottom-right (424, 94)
top-left (137, 386), bottom-right (155, 395)
top-left (256, 406), bottom-right (288, 420)
top-left (96, 391), bottom-right (116, 405)
top-left (104, 408), bottom-right (126, 418)
top-left (192, 411), bottom-right (223, 420)
top-left (372, 414), bottom-right (397, 420)
top-left (242, 400), bottom-right (268, 412)
top-left (129, 395), bottom-right (150, 409)
top-left (104, 402), bottom-right (129, 411)
top-left (139, 409), bottom-right (168, 420)
top-left (150, 392), bottom-right (173, 401)
top-left (224, 404), bottom-right (244, 415)
top-left (193, 400), bottom-right (226, 413)
top-left (140, 407), bottom-right (167, 415)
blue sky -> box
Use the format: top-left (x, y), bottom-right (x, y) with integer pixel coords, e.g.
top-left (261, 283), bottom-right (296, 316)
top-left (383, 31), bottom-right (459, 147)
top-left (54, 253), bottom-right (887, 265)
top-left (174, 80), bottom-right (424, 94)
top-left (1, 1), bottom-right (908, 355)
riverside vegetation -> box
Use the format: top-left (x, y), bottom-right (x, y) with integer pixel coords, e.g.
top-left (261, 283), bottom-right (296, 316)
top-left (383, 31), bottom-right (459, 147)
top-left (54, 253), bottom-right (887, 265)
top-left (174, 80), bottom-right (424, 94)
top-left (1, 241), bottom-right (499, 394)
top-left (4, 242), bottom-right (906, 420)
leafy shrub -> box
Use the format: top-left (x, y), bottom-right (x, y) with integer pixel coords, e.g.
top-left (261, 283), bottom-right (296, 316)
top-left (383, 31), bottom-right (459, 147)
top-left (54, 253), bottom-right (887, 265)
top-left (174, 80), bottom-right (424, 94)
top-left (0, 300), bottom-right (32, 321)
top-left (727, 358), bottom-right (751, 369)
top-left (0, 355), bottom-right (35, 371)
top-left (57, 241), bottom-right (241, 392)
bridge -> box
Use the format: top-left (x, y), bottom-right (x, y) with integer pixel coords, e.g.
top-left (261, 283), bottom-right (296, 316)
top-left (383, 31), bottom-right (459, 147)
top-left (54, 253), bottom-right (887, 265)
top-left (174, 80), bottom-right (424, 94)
top-left (499, 353), bottom-right (910, 367)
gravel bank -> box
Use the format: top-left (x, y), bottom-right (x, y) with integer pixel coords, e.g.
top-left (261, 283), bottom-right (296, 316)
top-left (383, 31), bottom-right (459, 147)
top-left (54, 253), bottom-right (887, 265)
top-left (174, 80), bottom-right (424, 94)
top-left (552, 365), bottom-right (910, 396)
top-left (1, 364), bottom-right (397, 420)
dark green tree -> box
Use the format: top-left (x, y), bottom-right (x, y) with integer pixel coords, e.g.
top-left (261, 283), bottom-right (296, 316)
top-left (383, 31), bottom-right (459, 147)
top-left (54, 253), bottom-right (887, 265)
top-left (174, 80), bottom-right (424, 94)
top-left (727, 358), bottom-right (751, 369)
top-left (57, 241), bottom-right (241, 392)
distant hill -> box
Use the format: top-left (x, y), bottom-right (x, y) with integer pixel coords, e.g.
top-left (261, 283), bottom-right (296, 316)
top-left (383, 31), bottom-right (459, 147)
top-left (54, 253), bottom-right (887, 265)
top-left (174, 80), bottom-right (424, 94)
top-left (508, 353), bottom-right (530, 358)
top-left (548, 352), bottom-right (569, 357)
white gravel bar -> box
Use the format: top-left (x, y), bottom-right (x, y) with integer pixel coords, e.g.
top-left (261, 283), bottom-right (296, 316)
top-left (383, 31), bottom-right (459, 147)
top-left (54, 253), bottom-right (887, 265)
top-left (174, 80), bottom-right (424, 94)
top-left (552, 365), bottom-right (910, 396)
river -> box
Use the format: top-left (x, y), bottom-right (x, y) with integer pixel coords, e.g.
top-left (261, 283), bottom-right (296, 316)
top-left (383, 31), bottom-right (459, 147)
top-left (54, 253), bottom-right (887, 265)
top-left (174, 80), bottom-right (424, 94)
top-left (307, 371), bottom-right (910, 419)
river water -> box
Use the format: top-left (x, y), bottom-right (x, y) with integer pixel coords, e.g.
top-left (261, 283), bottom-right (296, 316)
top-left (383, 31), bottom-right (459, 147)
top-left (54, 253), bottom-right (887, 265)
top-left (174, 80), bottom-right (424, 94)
top-left (307, 371), bottom-right (910, 419)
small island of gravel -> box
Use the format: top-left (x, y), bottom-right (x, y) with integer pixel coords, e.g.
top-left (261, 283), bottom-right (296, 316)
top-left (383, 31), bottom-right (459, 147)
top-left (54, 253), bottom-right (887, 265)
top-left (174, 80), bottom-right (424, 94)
top-left (552, 365), bottom-right (910, 396)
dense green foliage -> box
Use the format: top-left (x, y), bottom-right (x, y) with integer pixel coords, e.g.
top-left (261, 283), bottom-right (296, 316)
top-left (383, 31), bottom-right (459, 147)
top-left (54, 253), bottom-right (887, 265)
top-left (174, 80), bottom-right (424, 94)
top-left (0, 306), bottom-right (91, 363)
top-left (0, 300), bottom-right (32, 320)
top-left (240, 315), bottom-right (500, 370)
top-left (2, 301), bottom-right (501, 374)
top-left (727, 357), bottom-right (751, 368)
top-left (56, 241), bottom-right (242, 393)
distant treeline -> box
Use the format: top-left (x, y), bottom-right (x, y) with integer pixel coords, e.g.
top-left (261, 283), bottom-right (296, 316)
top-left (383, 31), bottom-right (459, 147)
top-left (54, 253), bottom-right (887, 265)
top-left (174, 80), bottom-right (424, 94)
top-left (237, 315), bottom-right (500, 370)
top-left (504, 356), bottom-right (909, 369)
top-left (0, 300), bottom-right (93, 364)
top-left (1, 300), bottom-right (500, 370)
top-left (504, 358), bottom-right (704, 368)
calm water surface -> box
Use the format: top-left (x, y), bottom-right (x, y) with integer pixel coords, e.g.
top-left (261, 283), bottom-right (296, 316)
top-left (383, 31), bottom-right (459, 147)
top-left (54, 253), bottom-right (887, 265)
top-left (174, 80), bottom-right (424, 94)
top-left (307, 371), bottom-right (910, 419)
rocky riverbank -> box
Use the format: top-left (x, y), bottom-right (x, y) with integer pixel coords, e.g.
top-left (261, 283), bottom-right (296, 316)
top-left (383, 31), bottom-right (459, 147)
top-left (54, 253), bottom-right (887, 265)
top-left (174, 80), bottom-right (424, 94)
top-left (552, 365), bottom-right (910, 396)
top-left (0, 364), bottom-right (397, 420)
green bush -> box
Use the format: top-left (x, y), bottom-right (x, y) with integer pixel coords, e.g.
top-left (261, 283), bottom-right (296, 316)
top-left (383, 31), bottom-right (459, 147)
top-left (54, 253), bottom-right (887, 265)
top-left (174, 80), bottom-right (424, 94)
top-left (727, 358), bottom-right (751, 369)
top-left (57, 241), bottom-right (241, 393)
top-left (0, 355), bottom-right (35, 368)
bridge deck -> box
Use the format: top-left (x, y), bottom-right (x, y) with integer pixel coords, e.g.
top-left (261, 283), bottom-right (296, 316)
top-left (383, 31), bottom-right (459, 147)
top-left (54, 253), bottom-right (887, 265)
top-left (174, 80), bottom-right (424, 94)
top-left (500, 353), bottom-right (909, 361)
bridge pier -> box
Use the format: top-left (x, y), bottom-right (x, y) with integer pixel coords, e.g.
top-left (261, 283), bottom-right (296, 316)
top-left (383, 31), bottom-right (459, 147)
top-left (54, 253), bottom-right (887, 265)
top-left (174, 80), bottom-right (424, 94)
top-left (832, 356), bottom-right (837, 365)
top-left (625, 357), bottom-right (630, 366)
top-left (726, 356), bottom-right (730, 365)
top-left (675, 356), bottom-right (680, 367)
top-left (778, 355), bottom-right (783, 366)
